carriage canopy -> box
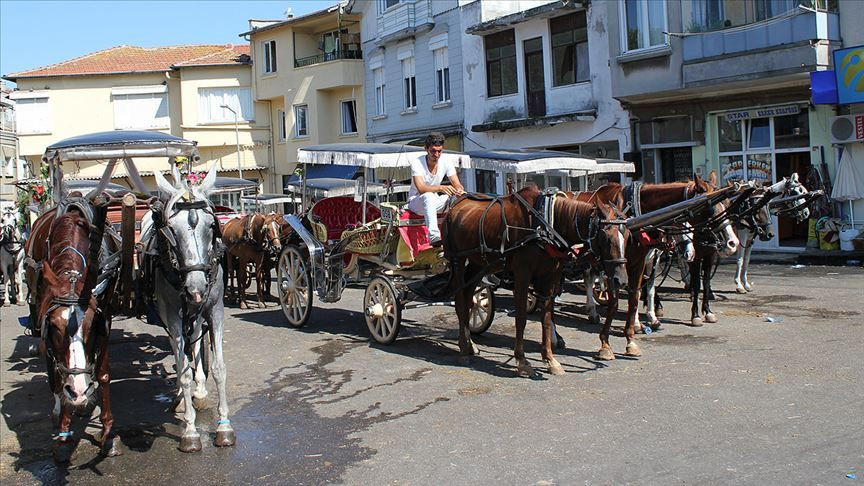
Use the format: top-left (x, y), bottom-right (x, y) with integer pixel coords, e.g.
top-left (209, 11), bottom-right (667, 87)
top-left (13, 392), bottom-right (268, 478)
top-left (298, 143), bottom-right (471, 169)
top-left (43, 130), bottom-right (200, 163)
top-left (466, 149), bottom-right (634, 174)
top-left (284, 177), bottom-right (409, 198)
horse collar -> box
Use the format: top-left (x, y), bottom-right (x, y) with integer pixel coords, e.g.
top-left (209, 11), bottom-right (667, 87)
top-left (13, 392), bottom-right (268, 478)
top-left (626, 182), bottom-right (643, 217)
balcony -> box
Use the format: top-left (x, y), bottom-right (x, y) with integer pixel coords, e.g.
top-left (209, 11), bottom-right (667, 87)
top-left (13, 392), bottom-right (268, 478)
top-left (295, 49), bottom-right (362, 68)
top-left (377, 0), bottom-right (433, 43)
top-left (681, 8), bottom-right (840, 88)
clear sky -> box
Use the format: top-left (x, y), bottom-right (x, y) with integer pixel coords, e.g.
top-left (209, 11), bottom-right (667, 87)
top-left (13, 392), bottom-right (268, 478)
top-left (0, 0), bottom-right (337, 83)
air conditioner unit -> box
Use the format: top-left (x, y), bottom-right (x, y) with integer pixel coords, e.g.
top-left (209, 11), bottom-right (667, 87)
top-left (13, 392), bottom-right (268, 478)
top-left (830, 114), bottom-right (864, 144)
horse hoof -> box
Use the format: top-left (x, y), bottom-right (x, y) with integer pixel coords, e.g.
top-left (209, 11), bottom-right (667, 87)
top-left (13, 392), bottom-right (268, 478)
top-left (650, 320), bottom-right (662, 331)
top-left (516, 360), bottom-right (535, 378)
top-left (625, 342), bottom-right (642, 357)
top-left (634, 322), bottom-right (644, 334)
top-left (239, 302), bottom-right (248, 310)
top-left (192, 396), bottom-right (209, 410)
top-left (547, 360), bottom-right (565, 376)
top-left (215, 429), bottom-right (236, 447)
top-left (173, 397), bottom-right (186, 413)
top-left (704, 313), bottom-right (718, 323)
top-left (744, 283), bottom-right (753, 292)
top-left (179, 434), bottom-right (202, 453)
top-left (690, 317), bottom-right (704, 327)
top-left (554, 337), bottom-right (566, 350)
top-left (53, 442), bottom-right (74, 464)
top-left (589, 314), bottom-right (601, 326)
top-left (102, 436), bottom-right (124, 457)
top-left (595, 346), bottom-right (615, 361)
top-left (736, 286), bottom-right (747, 294)
top-left (656, 308), bottom-right (665, 318)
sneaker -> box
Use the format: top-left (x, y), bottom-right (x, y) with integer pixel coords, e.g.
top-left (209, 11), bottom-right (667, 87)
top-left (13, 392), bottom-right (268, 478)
top-left (429, 236), bottom-right (443, 247)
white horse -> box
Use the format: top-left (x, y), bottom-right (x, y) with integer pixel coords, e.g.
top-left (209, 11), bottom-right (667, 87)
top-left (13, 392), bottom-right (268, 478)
top-left (733, 174), bottom-right (809, 293)
top-left (140, 166), bottom-right (236, 453)
top-left (0, 209), bottom-right (24, 306)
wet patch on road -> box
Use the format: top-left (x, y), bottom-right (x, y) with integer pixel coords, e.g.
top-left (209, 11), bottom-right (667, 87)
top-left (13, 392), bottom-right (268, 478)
top-left (641, 334), bottom-right (726, 346)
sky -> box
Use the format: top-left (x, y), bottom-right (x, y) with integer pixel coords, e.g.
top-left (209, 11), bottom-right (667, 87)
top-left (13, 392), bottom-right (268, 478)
top-left (0, 0), bottom-right (337, 83)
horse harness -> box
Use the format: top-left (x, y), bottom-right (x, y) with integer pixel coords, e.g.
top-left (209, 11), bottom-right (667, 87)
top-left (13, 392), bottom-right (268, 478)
top-left (145, 198), bottom-right (225, 360)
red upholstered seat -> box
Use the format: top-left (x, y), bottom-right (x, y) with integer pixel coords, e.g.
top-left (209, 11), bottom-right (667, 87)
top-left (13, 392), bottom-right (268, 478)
top-left (403, 210), bottom-right (446, 220)
top-left (311, 197), bottom-right (381, 240)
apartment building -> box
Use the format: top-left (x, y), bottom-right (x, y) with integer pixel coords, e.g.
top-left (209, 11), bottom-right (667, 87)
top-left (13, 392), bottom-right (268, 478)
top-left (0, 82), bottom-right (21, 211)
top-left (243, 2), bottom-right (366, 188)
top-left (2, 44), bottom-right (272, 202)
top-left (460, 0), bottom-right (632, 194)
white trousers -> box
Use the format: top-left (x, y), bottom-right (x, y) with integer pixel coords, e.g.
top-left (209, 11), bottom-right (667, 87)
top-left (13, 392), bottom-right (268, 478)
top-left (407, 192), bottom-right (449, 240)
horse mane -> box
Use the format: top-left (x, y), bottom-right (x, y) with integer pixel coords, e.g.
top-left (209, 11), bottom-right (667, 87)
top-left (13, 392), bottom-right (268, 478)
top-left (48, 211), bottom-right (90, 274)
top-left (553, 196), bottom-right (609, 244)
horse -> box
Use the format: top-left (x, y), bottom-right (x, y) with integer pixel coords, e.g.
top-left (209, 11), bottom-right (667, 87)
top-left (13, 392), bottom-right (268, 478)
top-left (445, 186), bottom-right (628, 376)
top-left (1, 209), bottom-right (24, 306)
top-left (222, 212), bottom-right (282, 309)
top-left (24, 203), bottom-right (121, 462)
top-left (732, 174), bottom-right (810, 293)
top-left (140, 166), bottom-right (236, 453)
top-left (640, 222), bottom-right (696, 328)
top-left (575, 176), bottom-right (738, 359)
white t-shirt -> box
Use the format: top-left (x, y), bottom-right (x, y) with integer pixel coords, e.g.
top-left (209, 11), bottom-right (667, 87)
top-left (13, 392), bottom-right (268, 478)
top-left (408, 154), bottom-right (457, 201)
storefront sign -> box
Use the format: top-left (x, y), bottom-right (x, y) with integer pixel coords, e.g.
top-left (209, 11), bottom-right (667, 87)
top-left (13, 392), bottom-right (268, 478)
top-left (833, 45), bottom-right (864, 105)
top-left (724, 105), bottom-right (800, 122)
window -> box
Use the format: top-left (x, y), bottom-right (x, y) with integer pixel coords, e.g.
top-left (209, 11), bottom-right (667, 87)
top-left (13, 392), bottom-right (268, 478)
top-left (755, 0), bottom-right (796, 21)
top-left (402, 57), bottom-right (417, 110)
top-left (434, 47), bottom-right (451, 103)
top-left (687, 0), bottom-right (725, 32)
top-left (485, 29), bottom-right (517, 97)
top-left (379, 0), bottom-right (400, 14)
top-left (15, 98), bottom-right (50, 134)
top-left (277, 109), bottom-right (286, 142)
top-left (373, 67), bottom-right (386, 115)
top-left (551, 12), bottom-right (590, 86)
top-left (621, 0), bottom-right (667, 52)
top-left (294, 105), bottom-right (308, 137)
top-left (113, 93), bottom-right (169, 129)
top-left (341, 100), bottom-right (358, 134)
top-left (197, 87), bottom-right (253, 123)
top-left (263, 40), bottom-right (277, 73)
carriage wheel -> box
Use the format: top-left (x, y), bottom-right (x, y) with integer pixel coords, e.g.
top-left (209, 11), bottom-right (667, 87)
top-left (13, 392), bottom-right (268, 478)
top-left (278, 245), bottom-right (312, 328)
top-left (364, 277), bottom-right (401, 345)
top-left (469, 285), bottom-right (496, 335)
top-left (243, 262), bottom-right (254, 290)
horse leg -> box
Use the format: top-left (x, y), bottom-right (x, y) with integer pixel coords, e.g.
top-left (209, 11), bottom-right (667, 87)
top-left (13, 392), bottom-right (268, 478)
top-left (643, 256), bottom-right (660, 329)
top-left (237, 257), bottom-right (248, 310)
top-left (703, 253), bottom-right (718, 323)
top-left (53, 401), bottom-right (75, 464)
top-left (453, 259), bottom-right (477, 357)
top-left (689, 259), bottom-right (703, 327)
top-left (225, 253), bottom-right (235, 303)
top-left (539, 274), bottom-right (564, 375)
top-left (255, 256), bottom-right (265, 308)
top-left (623, 266), bottom-right (642, 357)
top-left (584, 268), bottom-right (601, 325)
top-left (95, 318), bottom-right (122, 457)
top-left (742, 241), bottom-right (754, 292)
top-left (595, 265), bottom-right (620, 360)
top-left (191, 336), bottom-right (209, 410)
top-left (206, 289), bottom-right (236, 447)
top-left (734, 230), bottom-right (748, 293)
top-left (173, 333), bottom-right (202, 453)
top-left (513, 270), bottom-right (534, 377)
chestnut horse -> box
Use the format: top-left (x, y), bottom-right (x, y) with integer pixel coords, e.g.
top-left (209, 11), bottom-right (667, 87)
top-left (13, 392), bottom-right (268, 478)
top-left (222, 213), bottom-right (282, 308)
top-left (575, 176), bottom-right (738, 359)
top-left (445, 186), bottom-right (628, 376)
top-left (24, 205), bottom-right (120, 462)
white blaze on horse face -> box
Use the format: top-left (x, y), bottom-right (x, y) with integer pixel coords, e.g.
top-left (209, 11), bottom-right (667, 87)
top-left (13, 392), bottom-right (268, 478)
top-left (722, 221), bottom-right (740, 256)
top-left (63, 307), bottom-right (92, 405)
top-left (680, 223), bottom-right (696, 262)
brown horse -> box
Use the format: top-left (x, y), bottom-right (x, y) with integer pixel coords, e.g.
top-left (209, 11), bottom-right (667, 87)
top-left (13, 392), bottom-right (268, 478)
top-left (222, 213), bottom-right (282, 308)
top-left (575, 177), bottom-right (725, 359)
top-left (445, 186), bottom-right (628, 376)
top-left (24, 206), bottom-right (121, 462)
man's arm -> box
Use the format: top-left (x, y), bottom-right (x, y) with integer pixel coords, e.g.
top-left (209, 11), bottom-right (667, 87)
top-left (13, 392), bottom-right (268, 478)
top-left (447, 173), bottom-right (465, 195)
top-left (412, 175), bottom-right (460, 195)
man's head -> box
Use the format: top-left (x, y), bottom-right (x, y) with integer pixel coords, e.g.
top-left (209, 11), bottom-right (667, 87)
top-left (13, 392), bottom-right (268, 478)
top-left (424, 132), bottom-right (445, 163)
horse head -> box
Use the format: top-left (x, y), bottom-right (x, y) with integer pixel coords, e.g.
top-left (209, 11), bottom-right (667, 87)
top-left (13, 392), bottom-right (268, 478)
top-left (676, 222), bottom-right (697, 262)
top-left (591, 203), bottom-right (629, 290)
top-left (783, 173), bottom-right (811, 222)
top-left (691, 180), bottom-right (740, 257)
top-left (39, 212), bottom-right (97, 411)
top-left (262, 213), bottom-right (283, 253)
top-left (153, 166), bottom-right (221, 305)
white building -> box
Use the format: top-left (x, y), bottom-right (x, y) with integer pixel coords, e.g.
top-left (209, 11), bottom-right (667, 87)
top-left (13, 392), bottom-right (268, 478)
top-left (459, 0), bottom-right (631, 194)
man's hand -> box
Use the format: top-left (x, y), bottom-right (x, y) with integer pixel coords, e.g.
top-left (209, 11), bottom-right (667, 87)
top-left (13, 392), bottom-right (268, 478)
top-left (440, 185), bottom-right (461, 196)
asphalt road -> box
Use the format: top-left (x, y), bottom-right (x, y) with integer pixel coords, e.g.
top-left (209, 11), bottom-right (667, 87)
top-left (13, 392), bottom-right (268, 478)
top-left (1, 263), bottom-right (862, 485)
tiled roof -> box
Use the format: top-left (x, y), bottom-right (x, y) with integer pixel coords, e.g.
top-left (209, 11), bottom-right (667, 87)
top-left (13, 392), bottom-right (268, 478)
top-left (4, 44), bottom-right (251, 80)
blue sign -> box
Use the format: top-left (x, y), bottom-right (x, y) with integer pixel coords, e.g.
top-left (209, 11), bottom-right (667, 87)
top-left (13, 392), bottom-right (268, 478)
top-left (810, 70), bottom-right (838, 105)
top-left (834, 45), bottom-right (864, 105)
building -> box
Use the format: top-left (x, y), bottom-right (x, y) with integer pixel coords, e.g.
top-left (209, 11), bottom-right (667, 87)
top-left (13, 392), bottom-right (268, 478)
top-left (349, 0), bottom-right (466, 182)
top-left (606, 0), bottom-right (841, 250)
top-left (460, 0), bottom-right (632, 194)
top-left (0, 81), bottom-right (22, 212)
top-left (242, 2), bottom-right (366, 189)
top-left (2, 44), bottom-right (272, 203)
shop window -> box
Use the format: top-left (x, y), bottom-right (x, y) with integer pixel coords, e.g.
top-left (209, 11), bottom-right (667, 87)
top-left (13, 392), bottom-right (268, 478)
top-left (747, 118), bottom-right (771, 149)
top-left (747, 153), bottom-right (772, 183)
top-left (551, 11), bottom-right (590, 86)
top-left (718, 118), bottom-right (743, 153)
top-left (485, 29), bottom-right (517, 97)
top-left (475, 169), bottom-right (497, 195)
top-left (720, 155), bottom-right (744, 184)
top-left (774, 112), bottom-right (810, 149)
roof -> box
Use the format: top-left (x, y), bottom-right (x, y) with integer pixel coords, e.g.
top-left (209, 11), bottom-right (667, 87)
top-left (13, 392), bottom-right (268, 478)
top-left (240, 2), bottom-right (348, 36)
top-left (4, 44), bottom-right (250, 80)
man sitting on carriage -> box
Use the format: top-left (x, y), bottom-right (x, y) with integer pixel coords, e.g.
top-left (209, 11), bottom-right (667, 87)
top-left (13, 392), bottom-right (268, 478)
top-left (406, 132), bottom-right (465, 246)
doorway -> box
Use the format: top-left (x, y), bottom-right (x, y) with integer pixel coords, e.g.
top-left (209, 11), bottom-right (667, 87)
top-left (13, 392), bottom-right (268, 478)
top-left (775, 151), bottom-right (813, 247)
top-left (523, 37), bottom-right (546, 118)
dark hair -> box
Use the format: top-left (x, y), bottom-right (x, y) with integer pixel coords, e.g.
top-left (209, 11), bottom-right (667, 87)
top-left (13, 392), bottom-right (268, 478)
top-left (424, 132), bottom-right (446, 148)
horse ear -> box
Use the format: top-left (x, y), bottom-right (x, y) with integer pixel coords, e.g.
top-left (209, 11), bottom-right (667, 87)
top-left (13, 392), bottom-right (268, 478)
top-left (790, 172), bottom-right (799, 182)
top-left (196, 165), bottom-right (218, 198)
top-left (153, 170), bottom-right (178, 201)
top-left (708, 170), bottom-right (718, 187)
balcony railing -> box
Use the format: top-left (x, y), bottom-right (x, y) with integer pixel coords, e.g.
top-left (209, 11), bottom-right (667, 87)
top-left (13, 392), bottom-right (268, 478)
top-left (294, 49), bottom-right (363, 68)
top-left (377, 0), bottom-right (433, 41)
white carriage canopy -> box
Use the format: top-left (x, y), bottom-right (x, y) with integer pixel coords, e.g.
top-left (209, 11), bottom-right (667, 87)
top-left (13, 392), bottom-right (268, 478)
top-left (466, 149), bottom-right (634, 174)
top-left (284, 178), bottom-right (409, 198)
top-left (298, 143), bottom-right (471, 169)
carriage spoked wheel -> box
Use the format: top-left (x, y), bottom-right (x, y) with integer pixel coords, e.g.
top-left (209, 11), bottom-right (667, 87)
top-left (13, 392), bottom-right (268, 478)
top-left (278, 245), bottom-right (312, 328)
top-left (364, 277), bottom-right (402, 345)
top-left (242, 262), bottom-right (254, 290)
top-left (468, 285), bottom-right (496, 335)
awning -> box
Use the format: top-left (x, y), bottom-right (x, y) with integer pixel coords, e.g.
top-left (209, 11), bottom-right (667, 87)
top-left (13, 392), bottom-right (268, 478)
top-left (467, 149), bottom-right (633, 174)
top-left (298, 143), bottom-right (470, 169)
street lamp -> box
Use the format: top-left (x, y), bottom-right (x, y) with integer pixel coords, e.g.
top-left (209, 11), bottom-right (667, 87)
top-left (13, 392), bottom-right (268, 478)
top-left (220, 104), bottom-right (244, 212)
